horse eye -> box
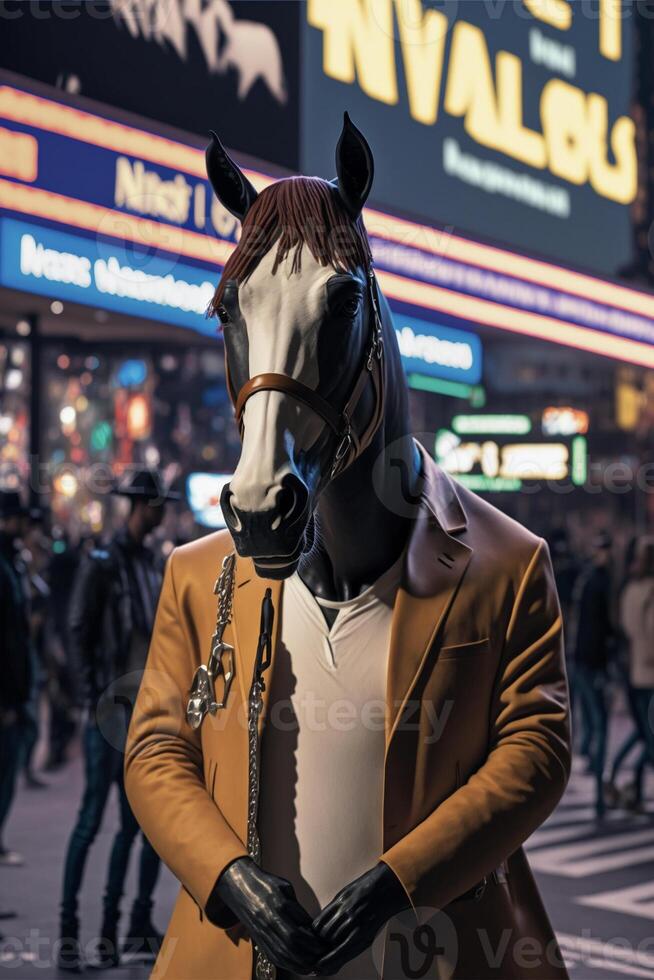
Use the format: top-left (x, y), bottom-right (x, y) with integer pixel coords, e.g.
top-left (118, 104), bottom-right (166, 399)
top-left (341, 296), bottom-right (361, 318)
top-left (216, 304), bottom-right (231, 325)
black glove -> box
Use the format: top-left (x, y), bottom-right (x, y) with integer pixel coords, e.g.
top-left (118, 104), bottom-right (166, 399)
top-left (208, 857), bottom-right (328, 975)
top-left (312, 862), bottom-right (410, 975)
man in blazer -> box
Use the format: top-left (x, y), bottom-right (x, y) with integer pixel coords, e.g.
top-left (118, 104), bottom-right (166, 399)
top-left (125, 452), bottom-right (571, 979)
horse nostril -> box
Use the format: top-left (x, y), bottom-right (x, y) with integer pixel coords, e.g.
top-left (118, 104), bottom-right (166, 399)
top-left (220, 484), bottom-right (241, 532)
top-left (271, 475), bottom-right (308, 531)
top-left (277, 485), bottom-right (296, 521)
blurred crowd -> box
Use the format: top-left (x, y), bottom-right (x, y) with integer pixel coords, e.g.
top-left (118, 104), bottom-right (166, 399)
top-left (1, 473), bottom-right (654, 969)
top-left (551, 526), bottom-right (654, 820)
top-left (0, 469), bottom-right (179, 970)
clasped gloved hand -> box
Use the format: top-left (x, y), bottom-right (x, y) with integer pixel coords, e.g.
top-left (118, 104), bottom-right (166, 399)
top-left (311, 862), bottom-right (411, 976)
top-left (209, 857), bottom-right (329, 975)
top-left (209, 858), bottom-right (409, 976)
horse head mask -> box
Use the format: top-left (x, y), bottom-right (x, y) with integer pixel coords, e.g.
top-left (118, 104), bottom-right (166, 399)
top-left (207, 114), bottom-right (387, 579)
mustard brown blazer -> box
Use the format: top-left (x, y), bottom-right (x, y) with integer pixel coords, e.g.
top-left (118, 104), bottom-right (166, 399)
top-left (125, 449), bottom-right (571, 980)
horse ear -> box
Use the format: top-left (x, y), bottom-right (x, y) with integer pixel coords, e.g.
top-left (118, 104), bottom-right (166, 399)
top-left (206, 130), bottom-right (258, 222)
top-left (334, 112), bottom-right (374, 219)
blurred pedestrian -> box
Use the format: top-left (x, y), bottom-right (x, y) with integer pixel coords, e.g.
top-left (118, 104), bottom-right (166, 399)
top-left (57, 470), bottom-right (179, 971)
top-left (570, 530), bottom-right (615, 819)
top-left (19, 507), bottom-right (50, 790)
top-left (617, 536), bottom-right (654, 813)
top-left (549, 528), bottom-right (587, 748)
top-left (44, 533), bottom-right (81, 772)
top-left (605, 534), bottom-right (644, 809)
top-left (0, 490), bottom-right (32, 868)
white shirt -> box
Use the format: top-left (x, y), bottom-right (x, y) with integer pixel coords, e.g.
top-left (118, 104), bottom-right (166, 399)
top-left (258, 555), bottom-right (403, 979)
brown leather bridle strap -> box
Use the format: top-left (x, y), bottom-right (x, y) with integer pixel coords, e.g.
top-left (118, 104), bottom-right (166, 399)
top-left (235, 373), bottom-right (343, 434)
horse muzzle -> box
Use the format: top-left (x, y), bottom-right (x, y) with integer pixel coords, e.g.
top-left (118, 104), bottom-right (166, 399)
top-left (220, 474), bottom-right (310, 578)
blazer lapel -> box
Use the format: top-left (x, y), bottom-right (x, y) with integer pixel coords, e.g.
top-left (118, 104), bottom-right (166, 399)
top-left (385, 448), bottom-right (473, 745)
top-left (230, 555), bottom-right (283, 730)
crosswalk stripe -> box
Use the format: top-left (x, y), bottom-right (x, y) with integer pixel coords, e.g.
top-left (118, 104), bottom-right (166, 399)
top-left (528, 828), bottom-right (654, 877)
top-left (557, 932), bottom-right (654, 977)
top-left (542, 805), bottom-right (599, 826)
top-left (577, 880), bottom-right (654, 921)
top-left (527, 822), bottom-right (597, 848)
top-left (532, 843), bottom-right (654, 877)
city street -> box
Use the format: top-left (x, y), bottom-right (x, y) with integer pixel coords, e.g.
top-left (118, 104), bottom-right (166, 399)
top-left (0, 727), bottom-right (653, 979)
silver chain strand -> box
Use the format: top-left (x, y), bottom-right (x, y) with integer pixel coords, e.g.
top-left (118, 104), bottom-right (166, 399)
top-left (247, 599), bottom-right (276, 980)
top-left (209, 552), bottom-right (236, 668)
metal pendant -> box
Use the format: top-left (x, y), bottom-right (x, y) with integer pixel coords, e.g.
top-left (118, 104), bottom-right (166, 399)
top-left (187, 665), bottom-right (215, 731)
top-left (207, 635), bottom-right (236, 710)
top-left (186, 554), bottom-right (237, 731)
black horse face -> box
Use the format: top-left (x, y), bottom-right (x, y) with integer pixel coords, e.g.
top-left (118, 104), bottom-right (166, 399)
top-left (219, 253), bottom-right (377, 578)
top-left (207, 116), bottom-right (377, 578)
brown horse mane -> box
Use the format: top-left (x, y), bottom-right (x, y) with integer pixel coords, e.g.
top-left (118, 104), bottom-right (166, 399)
top-left (208, 176), bottom-right (372, 319)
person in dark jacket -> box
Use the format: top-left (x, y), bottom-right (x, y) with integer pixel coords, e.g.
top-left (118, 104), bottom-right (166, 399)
top-left (57, 470), bottom-right (179, 971)
top-left (570, 530), bottom-right (614, 818)
top-left (0, 490), bottom-right (32, 869)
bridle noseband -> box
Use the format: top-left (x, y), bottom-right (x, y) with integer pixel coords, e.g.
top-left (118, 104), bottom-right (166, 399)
top-left (230, 268), bottom-right (386, 480)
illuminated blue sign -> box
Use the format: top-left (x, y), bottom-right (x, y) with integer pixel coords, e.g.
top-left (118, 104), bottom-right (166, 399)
top-left (391, 311), bottom-right (482, 384)
top-left (186, 472), bottom-right (231, 529)
top-left (0, 217), bottom-right (218, 336)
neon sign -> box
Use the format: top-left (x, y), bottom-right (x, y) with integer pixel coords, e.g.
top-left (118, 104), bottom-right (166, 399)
top-left (1, 78), bottom-right (653, 366)
top-left (308, 0), bottom-right (635, 205)
top-left (0, 218), bottom-right (216, 335)
top-left (435, 428), bottom-right (588, 489)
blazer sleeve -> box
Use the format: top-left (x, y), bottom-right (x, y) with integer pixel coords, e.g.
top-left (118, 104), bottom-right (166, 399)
top-left (381, 538), bottom-right (571, 915)
top-left (124, 549), bottom-right (248, 919)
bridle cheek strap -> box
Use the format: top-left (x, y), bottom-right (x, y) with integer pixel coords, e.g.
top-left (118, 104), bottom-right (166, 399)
top-left (230, 270), bottom-right (386, 481)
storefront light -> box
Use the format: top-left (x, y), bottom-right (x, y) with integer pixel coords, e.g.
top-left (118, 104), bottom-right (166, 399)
top-left (117, 359), bottom-right (148, 388)
top-left (86, 500), bottom-right (103, 531)
top-left (542, 406), bottom-right (589, 436)
top-left (59, 405), bottom-right (76, 426)
top-left (90, 421), bottom-right (112, 452)
top-left (54, 471), bottom-right (78, 497)
top-left (500, 443), bottom-right (569, 481)
top-left (407, 372), bottom-right (486, 403)
top-left (15, 319), bottom-right (30, 336)
top-left (571, 436), bottom-right (588, 486)
top-left (455, 474), bottom-right (523, 492)
top-left (5, 369), bottom-right (22, 390)
top-left (126, 394), bottom-right (151, 440)
top-left (452, 414), bottom-right (532, 435)
top-left (144, 445), bottom-right (160, 467)
top-left (50, 300), bottom-right (64, 315)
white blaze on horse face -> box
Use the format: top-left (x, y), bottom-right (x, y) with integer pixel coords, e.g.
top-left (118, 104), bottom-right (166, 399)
top-left (228, 248), bottom-right (335, 515)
